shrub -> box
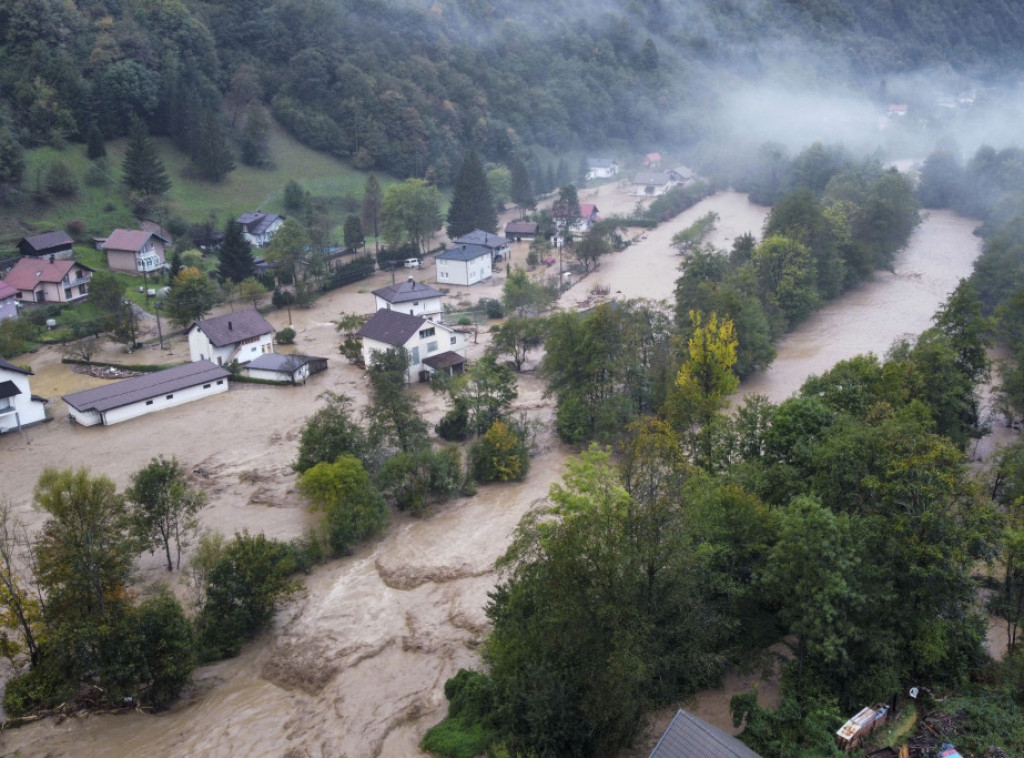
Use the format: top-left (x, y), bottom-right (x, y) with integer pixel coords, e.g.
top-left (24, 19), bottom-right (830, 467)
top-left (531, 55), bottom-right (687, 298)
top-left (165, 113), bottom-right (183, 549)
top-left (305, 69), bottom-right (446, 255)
top-left (275, 327), bottom-right (296, 344)
top-left (470, 420), bottom-right (529, 483)
top-left (436, 398), bottom-right (471, 441)
top-left (65, 219), bottom-right (86, 240)
top-left (45, 161), bottom-right (78, 196)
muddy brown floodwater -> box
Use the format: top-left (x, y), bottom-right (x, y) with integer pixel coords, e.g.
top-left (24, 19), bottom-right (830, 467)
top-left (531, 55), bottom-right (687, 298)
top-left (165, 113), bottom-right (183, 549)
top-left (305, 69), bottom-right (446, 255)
top-left (0, 192), bottom-right (992, 758)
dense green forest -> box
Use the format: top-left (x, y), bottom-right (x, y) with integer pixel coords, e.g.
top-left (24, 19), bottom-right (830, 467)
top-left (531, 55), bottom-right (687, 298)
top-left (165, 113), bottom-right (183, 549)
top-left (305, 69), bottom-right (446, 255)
top-left (1, 0), bottom-right (1023, 198)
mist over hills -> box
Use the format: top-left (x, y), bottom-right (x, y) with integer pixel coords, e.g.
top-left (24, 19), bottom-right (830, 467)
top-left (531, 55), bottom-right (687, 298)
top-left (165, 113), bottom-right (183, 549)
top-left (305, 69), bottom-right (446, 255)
top-left (1, 0), bottom-right (1022, 184)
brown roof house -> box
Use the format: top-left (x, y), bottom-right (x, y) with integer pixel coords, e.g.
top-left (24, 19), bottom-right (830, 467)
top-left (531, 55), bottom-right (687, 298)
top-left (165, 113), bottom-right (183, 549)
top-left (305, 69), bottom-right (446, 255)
top-left (17, 231), bottom-right (74, 261)
top-left (356, 309), bottom-right (466, 383)
top-left (504, 220), bottom-right (539, 241)
top-left (187, 308), bottom-right (275, 366)
top-left (3, 257), bottom-right (93, 304)
top-left (101, 229), bottom-right (170, 274)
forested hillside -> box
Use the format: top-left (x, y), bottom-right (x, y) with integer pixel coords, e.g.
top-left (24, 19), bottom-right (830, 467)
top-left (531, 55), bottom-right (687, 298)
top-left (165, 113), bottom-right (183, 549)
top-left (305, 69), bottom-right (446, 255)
top-left (1, 0), bottom-right (1022, 193)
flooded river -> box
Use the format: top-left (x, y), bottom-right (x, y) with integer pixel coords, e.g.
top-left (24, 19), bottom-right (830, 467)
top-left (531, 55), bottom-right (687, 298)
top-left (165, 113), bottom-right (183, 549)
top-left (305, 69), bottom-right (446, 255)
top-left (0, 194), bottom-right (987, 757)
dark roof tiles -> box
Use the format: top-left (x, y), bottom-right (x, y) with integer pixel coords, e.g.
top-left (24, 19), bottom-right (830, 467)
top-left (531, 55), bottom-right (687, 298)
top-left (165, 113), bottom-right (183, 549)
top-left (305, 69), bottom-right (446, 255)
top-left (372, 279), bottom-right (443, 304)
top-left (192, 308), bottom-right (274, 347)
top-left (62, 361), bottom-right (230, 414)
top-left (356, 310), bottom-right (427, 346)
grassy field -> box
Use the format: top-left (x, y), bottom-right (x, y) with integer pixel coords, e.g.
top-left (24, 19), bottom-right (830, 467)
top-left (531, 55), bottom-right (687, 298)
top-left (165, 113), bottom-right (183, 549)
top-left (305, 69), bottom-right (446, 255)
top-left (2, 121), bottom-right (394, 250)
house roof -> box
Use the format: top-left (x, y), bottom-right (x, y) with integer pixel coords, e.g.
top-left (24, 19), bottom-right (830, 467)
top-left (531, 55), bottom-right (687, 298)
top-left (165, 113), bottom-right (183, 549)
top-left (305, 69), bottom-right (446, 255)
top-left (438, 243), bottom-right (492, 262)
top-left (19, 231), bottom-right (73, 254)
top-left (644, 152), bottom-right (663, 163)
top-left (356, 309), bottom-right (428, 346)
top-left (102, 229), bottom-right (169, 253)
top-left (62, 361), bottom-right (231, 414)
top-left (579, 203), bottom-right (599, 219)
top-left (373, 278), bottom-right (443, 304)
top-left (649, 710), bottom-right (761, 758)
top-left (588, 157), bottom-right (616, 168)
top-left (236, 212), bottom-right (284, 235)
top-left (633, 171), bottom-right (670, 185)
top-left (453, 230), bottom-right (509, 249)
top-left (505, 221), bottom-right (538, 235)
top-left (423, 351), bottom-right (465, 370)
top-left (0, 380), bottom-right (21, 399)
top-left (0, 357), bottom-right (31, 375)
top-left (3, 257), bottom-right (93, 291)
top-left (191, 308), bottom-right (274, 347)
top-left (247, 353), bottom-right (325, 373)
top-left (670, 165), bottom-right (696, 180)
top-left (0, 281), bottom-right (16, 300)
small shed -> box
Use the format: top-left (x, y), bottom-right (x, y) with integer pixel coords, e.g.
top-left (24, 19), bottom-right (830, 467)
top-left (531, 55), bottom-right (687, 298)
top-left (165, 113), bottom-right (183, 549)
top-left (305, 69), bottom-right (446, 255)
top-left (245, 353), bottom-right (327, 384)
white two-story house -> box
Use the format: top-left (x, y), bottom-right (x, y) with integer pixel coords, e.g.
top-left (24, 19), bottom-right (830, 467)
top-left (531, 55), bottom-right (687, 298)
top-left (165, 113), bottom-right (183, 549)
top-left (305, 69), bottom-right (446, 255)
top-left (436, 243), bottom-right (493, 286)
top-left (188, 308), bottom-right (275, 366)
top-left (236, 211), bottom-right (285, 248)
top-left (372, 278), bottom-right (444, 320)
top-left (0, 358), bottom-right (47, 434)
top-left (356, 310), bottom-right (466, 383)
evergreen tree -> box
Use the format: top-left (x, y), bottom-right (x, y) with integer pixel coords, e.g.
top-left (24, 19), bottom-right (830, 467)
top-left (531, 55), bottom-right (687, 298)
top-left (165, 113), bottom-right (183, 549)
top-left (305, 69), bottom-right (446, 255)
top-left (239, 105), bottom-right (270, 167)
top-left (190, 108), bottom-right (235, 181)
top-left (217, 221), bottom-right (256, 283)
top-left (0, 127), bottom-right (25, 200)
top-left (446, 150), bottom-right (497, 239)
top-left (510, 158), bottom-right (534, 218)
top-left (122, 118), bottom-right (171, 197)
top-left (86, 122), bottom-right (106, 160)
top-left (343, 214), bottom-right (364, 251)
top-left (361, 174), bottom-right (383, 254)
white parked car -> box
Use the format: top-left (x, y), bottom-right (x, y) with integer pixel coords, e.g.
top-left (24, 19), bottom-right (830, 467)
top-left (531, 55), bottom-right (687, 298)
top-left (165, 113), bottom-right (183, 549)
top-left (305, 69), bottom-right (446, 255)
top-left (403, 258), bottom-right (421, 269)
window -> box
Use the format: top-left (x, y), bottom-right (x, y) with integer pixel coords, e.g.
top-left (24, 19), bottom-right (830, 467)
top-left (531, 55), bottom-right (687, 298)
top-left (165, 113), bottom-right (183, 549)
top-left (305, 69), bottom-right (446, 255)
top-left (64, 288), bottom-right (72, 300)
top-left (410, 346), bottom-right (420, 365)
top-left (450, 336), bottom-right (457, 345)
top-left (413, 301), bottom-right (419, 306)
top-left (216, 379), bottom-right (224, 385)
top-left (419, 327), bottom-right (435, 339)
top-left (145, 400), bottom-right (153, 406)
top-left (203, 384), bottom-right (211, 389)
top-left (166, 394), bottom-right (174, 399)
top-left (427, 341), bottom-right (438, 353)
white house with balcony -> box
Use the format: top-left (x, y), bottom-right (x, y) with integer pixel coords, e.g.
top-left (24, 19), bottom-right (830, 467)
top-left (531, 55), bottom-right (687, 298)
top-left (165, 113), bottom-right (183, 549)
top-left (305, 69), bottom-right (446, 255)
top-left (372, 278), bottom-right (444, 320)
top-left (236, 211), bottom-right (285, 247)
top-left (188, 308), bottom-right (275, 366)
top-left (2, 257), bottom-right (93, 304)
top-left (0, 358), bottom-right (47, 434)
top-left (356, 309), bottom-right (466, 383)
top-left (101, 229), bottom-right (170, 274)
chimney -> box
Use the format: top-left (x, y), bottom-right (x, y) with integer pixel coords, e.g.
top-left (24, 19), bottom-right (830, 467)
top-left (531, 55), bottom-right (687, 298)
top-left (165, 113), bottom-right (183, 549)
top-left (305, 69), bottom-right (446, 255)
top-left (408, 276), bottom-right (415, 284)
top-left (49, 254), bottom-right (55, 264)
top-left (228, 321), bottom-right (233, 331)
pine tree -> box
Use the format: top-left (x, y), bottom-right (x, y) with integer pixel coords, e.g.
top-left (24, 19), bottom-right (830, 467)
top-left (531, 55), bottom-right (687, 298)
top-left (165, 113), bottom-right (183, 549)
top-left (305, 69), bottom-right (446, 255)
top-left (361, 174), bottom-right (383, 253)
top-left (191, 108), bottom-right (235, 182)
top-left (86, 122), bottom-right (106, 160)
top-left (446, 150), bottom-right (497, 240)
top-left (510, 159), bottom-right (534, 218)
top-left (217, 221), bottom-right (256, 283)
top-left (122, 118), bottom-right (171, 197)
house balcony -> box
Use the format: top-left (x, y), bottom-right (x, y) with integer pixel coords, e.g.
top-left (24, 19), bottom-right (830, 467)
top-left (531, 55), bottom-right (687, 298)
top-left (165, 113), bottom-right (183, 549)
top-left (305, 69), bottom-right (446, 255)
top-left (66, 275), bottom-right (92, 287)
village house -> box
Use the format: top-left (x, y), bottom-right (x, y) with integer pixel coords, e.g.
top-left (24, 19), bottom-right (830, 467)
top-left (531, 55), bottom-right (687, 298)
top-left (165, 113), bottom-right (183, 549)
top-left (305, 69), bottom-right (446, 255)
top-left (100, 229), bottom-right (170, 274)
top-left (236, 211), bottom-right (285, 247)
top-left (0, 281), bottom-right (18, 322)
top-left (586, 158), bottom-right (618, 180)
top-left (572, 203), bottom-right (600, 236)
top-left (62, 361), bottom-right (231, 427)
top-left (665, 165), bottom-right (697, 186)
top-left (372, 278), bottom-right (444, 320)
top-left (452, 230), bottom-right (511, 262)
top-left (356, 309), bottom-right (467, 383)
top-left (3, 257), bottom-right (93, 304)
top-left (188, 308), bottom-right (275, 366)
top-left (436, 243), bottom-right (493, 286)
top-left (0, 357), bottom-right (48, 434)
top-left (642, 152), bottom-right (663, 168)
top-left (17, 231), bottom-right (74, 261)
top-left (649, 709), bottom-right (761, 758)
top-left (504, 220), bottom-right (539, 241)
top-left (630, 171), bottom-right (674, 197)
top-left (245, 353), bottom-right (328, 385)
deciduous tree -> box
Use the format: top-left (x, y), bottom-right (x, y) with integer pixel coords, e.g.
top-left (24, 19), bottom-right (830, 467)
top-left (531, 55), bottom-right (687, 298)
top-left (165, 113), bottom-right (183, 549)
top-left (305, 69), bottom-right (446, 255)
top-left (126, 456), bottom-right (208, 572)
top-left (165, 267), bottom-right (218, 326)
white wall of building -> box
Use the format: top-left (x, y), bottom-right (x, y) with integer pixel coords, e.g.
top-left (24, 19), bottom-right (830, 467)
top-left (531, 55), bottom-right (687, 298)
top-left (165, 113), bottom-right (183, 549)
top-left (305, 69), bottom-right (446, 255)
top-left (0, 370), bottom-right (46, 433)
top-left (374, 294), bottom-right (443, 319)
top-left (68, 377), bottom-right (229, 426)
top-left (188, 330), bottom-right (274, 366)
top-left (361, 322), bottom-right (466, 383)
top-left (436, 256), bottom-right (491, 286)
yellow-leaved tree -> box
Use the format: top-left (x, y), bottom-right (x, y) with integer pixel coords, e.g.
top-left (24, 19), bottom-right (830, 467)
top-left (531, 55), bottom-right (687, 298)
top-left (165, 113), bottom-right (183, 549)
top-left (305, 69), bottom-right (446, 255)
top-left (665, 310), bottom-right (739, 465)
